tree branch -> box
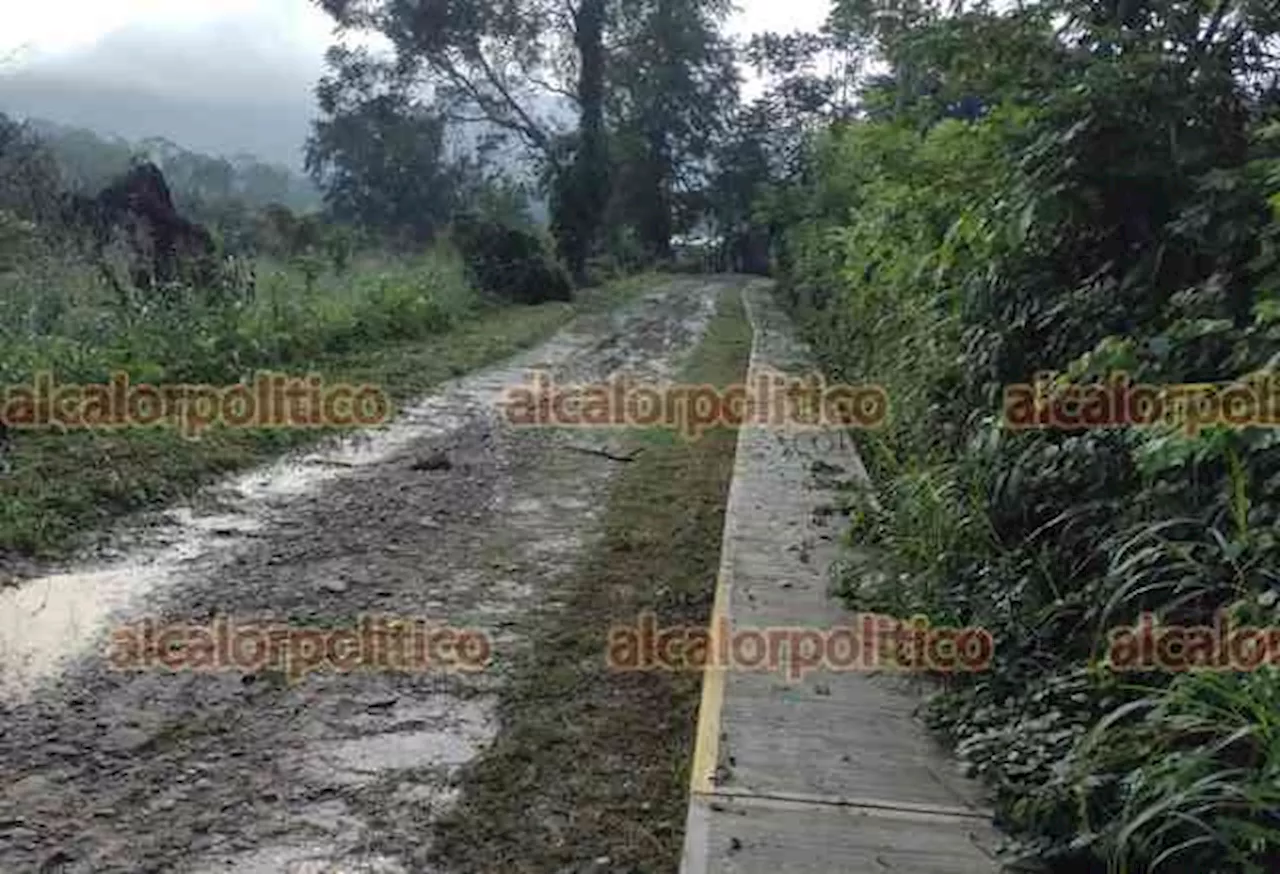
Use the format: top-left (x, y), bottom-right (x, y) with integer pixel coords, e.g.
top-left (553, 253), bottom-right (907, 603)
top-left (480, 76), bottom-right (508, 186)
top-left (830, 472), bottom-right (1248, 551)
top-left (1193, 0), bottom-right (1233, 63)
top-left (433, 52), bottom-right (551, 153)
top-left (527, 74), bottom-right (580, 104)
top-left (472, 50), bottom-right (554, 151)
top-left (443, 112), bottom-right (501, 125)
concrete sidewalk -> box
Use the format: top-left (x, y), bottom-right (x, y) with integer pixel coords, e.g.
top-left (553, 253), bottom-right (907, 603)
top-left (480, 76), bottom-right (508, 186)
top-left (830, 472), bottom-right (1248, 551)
top-left (680, 283), bottom-right (1005, 873)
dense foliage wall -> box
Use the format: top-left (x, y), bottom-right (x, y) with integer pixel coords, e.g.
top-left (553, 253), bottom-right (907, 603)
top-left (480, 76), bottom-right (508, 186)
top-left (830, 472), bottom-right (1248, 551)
top-left (777, 3), bottom-right (1280, 871)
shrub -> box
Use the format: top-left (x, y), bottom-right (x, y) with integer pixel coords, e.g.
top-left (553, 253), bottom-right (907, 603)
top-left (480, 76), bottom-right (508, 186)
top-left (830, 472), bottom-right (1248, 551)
top-left (449, 213), bottom-right (572, 304)
top-left (0, 242), bottom-right (481, 390)
top-left (772, 7), bottom-right (1280, 871)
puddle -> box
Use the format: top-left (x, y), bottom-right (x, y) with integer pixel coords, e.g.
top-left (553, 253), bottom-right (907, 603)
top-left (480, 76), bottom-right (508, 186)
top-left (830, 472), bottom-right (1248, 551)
top-left (304, 721), bottom-right (490, 786)
top-left (191, 844), bottom-right (409, 874)
top-left (0, 277), bottom-right (727, 874)
top-left (0, 329), bottom-right (614, 701)
top-left (0, 540), bottom-right (218, 698)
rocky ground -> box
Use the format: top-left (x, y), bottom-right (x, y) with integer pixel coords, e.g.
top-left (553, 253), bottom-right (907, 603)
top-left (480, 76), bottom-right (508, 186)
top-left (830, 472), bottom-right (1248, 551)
top-left (0, 276), bottom-right (730, 874)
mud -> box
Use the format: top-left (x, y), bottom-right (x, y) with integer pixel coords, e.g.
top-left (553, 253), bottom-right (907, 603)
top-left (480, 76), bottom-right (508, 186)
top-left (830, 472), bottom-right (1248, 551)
top-left (0, 277), bottom-right (727, 874)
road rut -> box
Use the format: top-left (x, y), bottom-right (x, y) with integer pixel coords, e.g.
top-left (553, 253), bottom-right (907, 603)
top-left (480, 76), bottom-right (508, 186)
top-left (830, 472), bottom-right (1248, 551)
top-left (0, 277), bottom-right (727, 874)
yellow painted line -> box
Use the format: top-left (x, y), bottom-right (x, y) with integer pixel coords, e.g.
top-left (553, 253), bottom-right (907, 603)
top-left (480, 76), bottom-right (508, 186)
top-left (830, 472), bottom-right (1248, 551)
top-left (689, 565), bottom-right (730, 796)
top-left (689, 284), bottom-right (756, 799)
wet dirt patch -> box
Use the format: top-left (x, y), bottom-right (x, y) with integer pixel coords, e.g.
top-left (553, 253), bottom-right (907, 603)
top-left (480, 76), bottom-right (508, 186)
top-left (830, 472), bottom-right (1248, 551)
top-left (0, 277), bottom-right (727, 874)
top-left (298, 695), bottom-right (496, 786)
top-left (427, 282), bottom-right (754, 874)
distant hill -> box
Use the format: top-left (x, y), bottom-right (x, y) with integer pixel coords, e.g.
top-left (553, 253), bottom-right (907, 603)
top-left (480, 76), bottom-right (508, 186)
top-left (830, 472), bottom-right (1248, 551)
top-left (17, 117), bottom-right (322, 216)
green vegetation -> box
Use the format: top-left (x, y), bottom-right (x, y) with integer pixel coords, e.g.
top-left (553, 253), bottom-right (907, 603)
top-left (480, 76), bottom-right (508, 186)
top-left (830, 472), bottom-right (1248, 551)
top-left (309, 0), bottom-right (742, 281)
top-left (7, 0), bottom-right (1280, 864)
top-left (0, 242), bottom-right (590, 560)
top-left (763, 1), bottom-right (1280, 871)
top-left (0, 252), bottom-right (661, 561)
top-left (0, 244), bottom-right (479, 388)
top-left (450, 214), bottom-right (573, 305)
top-left (0, 58), bottom-right (681, 565)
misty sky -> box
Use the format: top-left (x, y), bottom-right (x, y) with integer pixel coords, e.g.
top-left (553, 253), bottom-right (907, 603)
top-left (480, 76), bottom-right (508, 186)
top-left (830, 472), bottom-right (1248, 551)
top-left (0, 0), bottom-right (832, 169)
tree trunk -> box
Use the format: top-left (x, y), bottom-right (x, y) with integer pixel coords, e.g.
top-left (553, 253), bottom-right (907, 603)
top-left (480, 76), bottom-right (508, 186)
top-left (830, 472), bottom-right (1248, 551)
top-left (643, 129), bottom-right (673, 260)
top-left (555, 0), bottom-right (609, 285)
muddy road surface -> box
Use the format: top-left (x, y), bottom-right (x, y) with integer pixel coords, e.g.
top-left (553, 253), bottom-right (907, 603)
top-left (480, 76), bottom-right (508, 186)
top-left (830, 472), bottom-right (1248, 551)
top-left (0, 276), bottom-right (732, 874)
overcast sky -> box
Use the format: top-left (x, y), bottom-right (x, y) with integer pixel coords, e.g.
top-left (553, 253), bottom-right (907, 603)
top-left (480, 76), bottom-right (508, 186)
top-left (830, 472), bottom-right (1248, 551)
top-left (0, 0), bottom-right (832, 168)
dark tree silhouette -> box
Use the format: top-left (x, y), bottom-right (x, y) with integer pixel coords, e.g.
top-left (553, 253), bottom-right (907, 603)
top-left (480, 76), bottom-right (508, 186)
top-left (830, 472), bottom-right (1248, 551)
top-left (65, 162), bottom-right (217, 294)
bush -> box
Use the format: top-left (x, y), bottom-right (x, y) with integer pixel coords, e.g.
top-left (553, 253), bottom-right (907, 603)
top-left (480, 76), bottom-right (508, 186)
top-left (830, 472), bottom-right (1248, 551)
top-left (772, 6), bottom-right (1280, 872)
top-left (0, 242), bottom-right (481, 389)
top-left (449, 213), bottom-right (572, 304)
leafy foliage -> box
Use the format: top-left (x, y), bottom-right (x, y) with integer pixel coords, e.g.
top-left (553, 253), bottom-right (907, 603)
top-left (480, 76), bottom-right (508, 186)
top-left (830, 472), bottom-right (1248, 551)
top-left (450, 212), bottom-right (572, 304)
top-left (307, 49), bottom-right (474, 247)
top-left (774, 1), bottom-right (1280, 871)
top-left (312, 0), bottom-right (615, 281)
top-left (604, 0), bottom-right (739, 259)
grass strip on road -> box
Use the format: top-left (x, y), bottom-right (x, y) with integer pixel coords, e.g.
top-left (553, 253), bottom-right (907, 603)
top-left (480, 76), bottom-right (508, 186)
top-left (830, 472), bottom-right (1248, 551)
top-left (429, 283), bottom-right (751, 873)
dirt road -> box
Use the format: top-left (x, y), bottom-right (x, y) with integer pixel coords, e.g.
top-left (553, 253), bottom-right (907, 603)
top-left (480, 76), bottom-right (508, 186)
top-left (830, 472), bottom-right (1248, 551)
top-left (0, 276), bottom-right (734, 874)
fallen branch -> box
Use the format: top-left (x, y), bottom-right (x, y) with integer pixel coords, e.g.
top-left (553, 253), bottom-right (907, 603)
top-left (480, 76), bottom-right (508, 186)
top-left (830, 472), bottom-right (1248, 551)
top-left (562, 445), bottom-right (644, 463)
top-left (304, 457), bottom-right (362, 468)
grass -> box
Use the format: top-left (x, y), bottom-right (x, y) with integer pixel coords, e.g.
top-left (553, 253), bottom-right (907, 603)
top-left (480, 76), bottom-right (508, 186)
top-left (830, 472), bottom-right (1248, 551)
top-left (428, 284), bottom-right (752, 873)
top-left (0, 249), bottom-right (664, 565)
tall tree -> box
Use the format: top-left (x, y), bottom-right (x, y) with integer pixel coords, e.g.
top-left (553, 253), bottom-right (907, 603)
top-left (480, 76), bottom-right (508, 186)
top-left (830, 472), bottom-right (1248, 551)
top-left (606, 0), bottom-right (738, 258)
top-left (312, 0), bottom-right (614, 280)
top-left (552, 0), bottom-right (609, 282)
top-left (705, 16), bottom-right (863, 273)
top-left (305, 46), bottom-right (473, 245)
